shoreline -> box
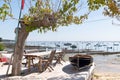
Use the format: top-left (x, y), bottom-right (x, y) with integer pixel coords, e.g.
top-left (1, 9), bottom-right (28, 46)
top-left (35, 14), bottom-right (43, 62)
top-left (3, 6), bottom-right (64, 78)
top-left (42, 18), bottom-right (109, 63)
top-left (2, 41), bottom-right (120, 55)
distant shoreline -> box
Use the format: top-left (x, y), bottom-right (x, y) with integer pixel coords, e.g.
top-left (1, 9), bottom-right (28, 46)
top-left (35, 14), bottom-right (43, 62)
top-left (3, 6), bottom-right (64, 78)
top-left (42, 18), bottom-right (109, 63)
top-left (1, 40), bottom-right (120, 55)
top-left (3, 42), bottom-right (120, 55)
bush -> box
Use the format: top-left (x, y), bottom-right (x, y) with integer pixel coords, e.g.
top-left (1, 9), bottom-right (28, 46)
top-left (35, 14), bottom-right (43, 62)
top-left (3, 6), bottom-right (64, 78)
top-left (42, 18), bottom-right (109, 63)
top-left (0, 43), bottom-right (5, 51)
top-left (0, 38), bottom-right (2, 42)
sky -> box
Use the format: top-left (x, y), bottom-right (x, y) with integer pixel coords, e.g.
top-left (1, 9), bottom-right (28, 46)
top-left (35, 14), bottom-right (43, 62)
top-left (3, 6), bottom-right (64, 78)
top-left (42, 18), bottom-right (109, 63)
top-left (1, 0), bottom-right (120, 41)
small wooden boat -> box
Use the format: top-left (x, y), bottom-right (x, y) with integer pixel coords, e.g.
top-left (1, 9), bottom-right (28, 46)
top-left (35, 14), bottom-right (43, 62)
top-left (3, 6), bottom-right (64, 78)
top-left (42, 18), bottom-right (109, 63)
top-left (69, 54), bottom-right (93, 69)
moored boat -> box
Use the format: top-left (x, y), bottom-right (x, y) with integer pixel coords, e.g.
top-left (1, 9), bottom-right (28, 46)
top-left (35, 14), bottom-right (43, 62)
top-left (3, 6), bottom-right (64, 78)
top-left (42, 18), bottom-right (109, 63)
top-left (69, 54), bottom-right (93, 69)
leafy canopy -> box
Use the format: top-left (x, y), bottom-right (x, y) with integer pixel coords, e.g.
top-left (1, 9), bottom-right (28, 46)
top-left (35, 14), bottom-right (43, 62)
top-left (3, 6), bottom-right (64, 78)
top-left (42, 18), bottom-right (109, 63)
top-left (0, 0), bottom-right (12, 21)
top-left (1, 0), bottom-right (120, 32)
top-left (22, 0), bottom-right (89, 32)
top-left (88, 0), bottom-right (120, 17)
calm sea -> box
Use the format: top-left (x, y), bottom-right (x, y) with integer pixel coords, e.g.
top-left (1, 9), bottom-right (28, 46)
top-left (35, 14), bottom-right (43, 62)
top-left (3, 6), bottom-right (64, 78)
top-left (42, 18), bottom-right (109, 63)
top-left (5, 40), bottom-right (120, 72)
top-left (25, 41), bottom-right (120, 52)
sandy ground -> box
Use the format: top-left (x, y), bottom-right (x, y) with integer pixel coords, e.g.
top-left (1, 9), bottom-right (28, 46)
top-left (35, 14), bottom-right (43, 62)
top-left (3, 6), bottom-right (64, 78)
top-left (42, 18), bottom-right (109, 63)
top-left (0, 63), bottom-right (120, 80)
top-left (93, 71), bottom-right (120, 80)
top-left (0, 53), bottom-right (120, 80)
top-left (1, 62), bottom-right (120, 80)
top-left (1, 66), bottom-right (120, 80)
top-left (0, 61), bottom-right (95, 80)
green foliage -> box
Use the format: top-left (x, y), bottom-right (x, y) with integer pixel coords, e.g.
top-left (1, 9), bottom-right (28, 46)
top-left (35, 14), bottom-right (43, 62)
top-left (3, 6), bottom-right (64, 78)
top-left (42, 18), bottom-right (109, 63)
top-left (0, 0), bottom-right (12, 21)
top-left (0, 38), bottom-right (2, 42)
top-left (0, 43), bottom-right (5, 51)
top-left (103, 0), bottom-right (120, 17)
top-left (1, 0), bottom-right (119, 33)
top-left (87, 0), bottom-right (120, 17)
top-left (22, 0), bottom-right (89, 33)
top-left (87, 0), bottom-right (106, 10)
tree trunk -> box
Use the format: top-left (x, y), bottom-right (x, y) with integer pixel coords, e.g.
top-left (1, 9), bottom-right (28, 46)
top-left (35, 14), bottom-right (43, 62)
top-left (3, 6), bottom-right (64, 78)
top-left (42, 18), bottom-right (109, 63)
top-left (12, 22), bottom-right (29, 76)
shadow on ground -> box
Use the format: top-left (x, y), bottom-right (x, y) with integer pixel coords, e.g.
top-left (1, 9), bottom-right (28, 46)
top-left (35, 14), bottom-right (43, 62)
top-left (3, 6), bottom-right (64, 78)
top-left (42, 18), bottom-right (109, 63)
top-left (48, 64), bottom-right (90, 80)
top-left (0, 66), bottom-right (42, 79)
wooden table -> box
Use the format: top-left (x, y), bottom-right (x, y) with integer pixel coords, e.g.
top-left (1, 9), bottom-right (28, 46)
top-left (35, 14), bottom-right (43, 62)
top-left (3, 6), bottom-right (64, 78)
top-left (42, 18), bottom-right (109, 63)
top-left (24, 50), bottom-right (62, 72)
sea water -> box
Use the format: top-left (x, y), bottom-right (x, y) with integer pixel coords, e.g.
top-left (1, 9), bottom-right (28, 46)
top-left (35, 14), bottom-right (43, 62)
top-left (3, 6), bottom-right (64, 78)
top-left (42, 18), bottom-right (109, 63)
top-left (25, 41), bottom-right (120, 52)
top-left (92, 54), bottom-right (120, 73)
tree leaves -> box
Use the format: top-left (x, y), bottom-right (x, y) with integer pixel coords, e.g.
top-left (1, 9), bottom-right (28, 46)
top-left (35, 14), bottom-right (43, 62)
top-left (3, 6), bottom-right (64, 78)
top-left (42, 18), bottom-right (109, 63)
top-left (87, 0), bottom-right (106, 11)
top-left (87, 0), bottom-right (120, 17)
top-left (2, 0), bottom-right (119, 33)
top-left (0, 1), bottom-right (12, 21)
top-left (103, 0), bottom-right (120, 17)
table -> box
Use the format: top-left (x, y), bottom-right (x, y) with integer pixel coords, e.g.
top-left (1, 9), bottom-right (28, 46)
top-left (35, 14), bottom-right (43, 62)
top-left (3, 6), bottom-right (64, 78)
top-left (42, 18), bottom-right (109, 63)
top-left (24, 50), bottom-right (62, 72)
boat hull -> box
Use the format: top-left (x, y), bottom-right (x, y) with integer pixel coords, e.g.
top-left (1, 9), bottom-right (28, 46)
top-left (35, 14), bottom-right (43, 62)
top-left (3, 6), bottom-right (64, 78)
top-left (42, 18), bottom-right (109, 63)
top-left (69, 54), bottom-right (93, 69)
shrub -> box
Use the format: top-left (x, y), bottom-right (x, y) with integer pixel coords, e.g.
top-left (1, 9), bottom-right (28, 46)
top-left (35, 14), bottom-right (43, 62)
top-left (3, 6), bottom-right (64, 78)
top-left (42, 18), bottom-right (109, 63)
top-left (0, 43), bottom-right (5, 51)
top-left (0, 38), bottom-right (2, 42)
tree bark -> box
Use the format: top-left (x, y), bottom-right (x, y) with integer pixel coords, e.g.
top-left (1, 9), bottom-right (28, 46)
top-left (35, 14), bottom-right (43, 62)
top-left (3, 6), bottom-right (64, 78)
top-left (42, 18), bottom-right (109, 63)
top-left (12, 22), bottom-right (29, 76)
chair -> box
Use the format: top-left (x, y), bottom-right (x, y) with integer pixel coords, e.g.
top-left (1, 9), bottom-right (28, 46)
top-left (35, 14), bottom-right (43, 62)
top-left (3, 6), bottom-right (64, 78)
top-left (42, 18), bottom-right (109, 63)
top-left (41, 50), bottom-right (56, 72)
top-left (54, 51), bottom-right (65, 66)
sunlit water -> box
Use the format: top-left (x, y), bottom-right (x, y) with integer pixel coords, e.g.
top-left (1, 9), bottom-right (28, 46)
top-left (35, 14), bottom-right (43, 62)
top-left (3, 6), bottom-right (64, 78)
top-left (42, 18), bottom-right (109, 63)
top-left (26, 41), bottom-right (120, 52)
top-left (92, 54), bottom-right (120, 73)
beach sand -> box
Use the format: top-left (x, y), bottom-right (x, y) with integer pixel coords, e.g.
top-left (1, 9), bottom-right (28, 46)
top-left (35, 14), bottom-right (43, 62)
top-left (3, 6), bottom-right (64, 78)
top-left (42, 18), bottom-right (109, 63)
top-left (0, 61), bottom-right (95, 80)
top-left (0, 62), bottom-right (120, 80)
top-left (0, 53), bottom-right (120, 80)
top-left (93, 71), bottom-right (120, 80)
